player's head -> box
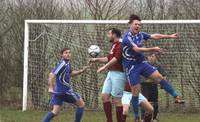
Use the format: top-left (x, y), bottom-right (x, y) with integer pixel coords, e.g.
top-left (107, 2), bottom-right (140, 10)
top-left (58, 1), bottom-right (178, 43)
top-left (128, 14), bottom-right (141, 34)
top-left (107, 28), bottom-right (121, 42)
top-left (60, 47), bottom-right (71, 60)
top-left (147, 53), bottom-right (157, 64)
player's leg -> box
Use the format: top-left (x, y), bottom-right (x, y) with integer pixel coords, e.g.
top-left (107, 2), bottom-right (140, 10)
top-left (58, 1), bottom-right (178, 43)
top-left (74, 98), bottom-right (85, 122)
top-left (63, 91), bottom-right (85, 122)
top-left (149, 71), bottom-right (184, 103)
top-left (111, 71), bottom-right (126, 122)
top-left (102, 72), bottom-right (113, 122)
top-left (43, 105), bottom-right (61, 122)
top-left (130, 84), bottom-right (141, 121)
top-left (142, 63), bottom-right (184, 104)
top-left (151, 84), bottom-right (159, 121)
top-left (113, 97), bottom-right (124, 122)
top-left (126, 65), bottom-right (141, 121)
top-left (141, 83), bottom-right (151, 120)
top-left (138, 93), bottom-right (153, 122)
top-left (140, 100), bottom-right (153, 122)
top-left (121, 91), bottom-right (132, 122)
top-left (43, 94), bottom-right (63, 122)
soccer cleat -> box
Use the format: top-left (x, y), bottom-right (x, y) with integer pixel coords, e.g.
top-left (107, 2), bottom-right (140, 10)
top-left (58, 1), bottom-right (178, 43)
top-left (152, 118), bottom-right (159, 122)
top-left (143, 113), bottom-right (152, 122)
top-left (135, 117), bottom-right (142, 122)
top-left (175, 96), bottom-right (185, 104)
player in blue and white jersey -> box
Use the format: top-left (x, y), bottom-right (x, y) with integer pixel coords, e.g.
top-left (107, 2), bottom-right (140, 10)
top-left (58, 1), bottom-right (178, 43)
top-left (122, 14), bottom-right (184, 122)
top-left (42, 48), bottom-right (89, 122)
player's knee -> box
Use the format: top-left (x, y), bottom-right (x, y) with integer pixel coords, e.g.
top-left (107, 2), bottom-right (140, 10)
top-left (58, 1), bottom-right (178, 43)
top-left (154, 74), bottom-right (164, 83)
top-left (78, 101), bottom-right (85, 108)
top-left (101, 94), bottom-right (110, 102)
top-left (52, 110), bottom-right (59, 116)
top-left (147, 106), bottom-right (154, 114)
top-left (131, 87), bottom-right (140, 96)
top-left (123, 109), bottom-right (129, 115)
top-left (123, 105), bottom-right (129, 115)
top-left (112, 97), bottom-right (121, 106)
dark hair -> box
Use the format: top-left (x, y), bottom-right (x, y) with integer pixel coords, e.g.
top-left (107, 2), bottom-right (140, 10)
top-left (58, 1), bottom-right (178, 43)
top-left (128, 14), bottom-right (141, 24)
top-left (148, 52), bottom-right (157, 57)
top-left (60, 47), bottom-right (70, 54)
top-left (109, 28), bottom-right (121, 38)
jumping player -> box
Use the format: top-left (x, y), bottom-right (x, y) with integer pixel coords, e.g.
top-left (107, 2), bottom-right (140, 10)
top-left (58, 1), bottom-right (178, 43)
top-left (122, 14), bottom-right (184, 121)
top-left (42, 48), bottom-right (89, 122)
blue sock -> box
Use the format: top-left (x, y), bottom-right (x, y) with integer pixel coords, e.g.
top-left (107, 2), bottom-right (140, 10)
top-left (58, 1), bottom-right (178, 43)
top-left (43, 112), bottom-right (55, 122)
top-left (131, 96), bottom-right (139, 119)
top-left (75, 107), bottom-right (84, 122)
top-left (160, 79), bottom-right (178, 97)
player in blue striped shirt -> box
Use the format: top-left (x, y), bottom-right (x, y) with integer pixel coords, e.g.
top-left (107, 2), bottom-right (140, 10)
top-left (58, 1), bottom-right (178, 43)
top-left (122, 14), bottom-right (184, 122)
top-left (43, 48), bottom-right (89, 122)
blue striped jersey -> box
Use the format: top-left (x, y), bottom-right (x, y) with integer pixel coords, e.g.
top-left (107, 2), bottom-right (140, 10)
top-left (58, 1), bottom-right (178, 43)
top-left (51, 59), bottom-right (72, 93)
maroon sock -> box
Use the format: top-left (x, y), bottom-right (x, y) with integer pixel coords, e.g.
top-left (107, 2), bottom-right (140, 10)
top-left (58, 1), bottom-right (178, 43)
top-left (103, 102), bottom-right (113, 122)
top-left (144, 113), bottom-right (152, 122)
top-left (122, 114), bottom-right (127, 122)
top-left (116, 106), bottom-right (123, 122)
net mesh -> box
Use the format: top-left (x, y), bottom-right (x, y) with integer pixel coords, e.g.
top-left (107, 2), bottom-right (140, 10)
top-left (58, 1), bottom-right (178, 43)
top-left (26, 21), bottom-right (200, 112)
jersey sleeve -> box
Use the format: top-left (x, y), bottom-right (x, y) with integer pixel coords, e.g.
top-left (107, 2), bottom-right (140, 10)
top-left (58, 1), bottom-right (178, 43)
top-left (51, 60), bottom-right (65, 75)
top-left (141, 32), bottom-right (151, 40)
top-left (113, 43), bottom-right (123, 61)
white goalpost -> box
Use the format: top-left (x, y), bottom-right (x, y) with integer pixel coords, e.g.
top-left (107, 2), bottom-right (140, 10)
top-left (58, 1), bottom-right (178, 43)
top-left (23, 20), bottom-right (200, 111)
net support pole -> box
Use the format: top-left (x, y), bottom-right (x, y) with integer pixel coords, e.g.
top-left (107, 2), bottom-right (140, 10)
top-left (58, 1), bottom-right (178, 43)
top-left (22, 20), bottom-right (29, 111)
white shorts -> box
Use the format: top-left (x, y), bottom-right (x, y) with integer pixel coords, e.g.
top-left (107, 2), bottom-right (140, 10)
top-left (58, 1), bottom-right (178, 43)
top-left (102, 71), bottom-right (126, 97)
top-left (121, 91), bottom-right (147, 105)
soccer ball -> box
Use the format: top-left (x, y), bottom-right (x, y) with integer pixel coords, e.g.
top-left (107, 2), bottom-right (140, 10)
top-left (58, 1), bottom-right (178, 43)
top-left (88, 45), bottom-right (101, 57)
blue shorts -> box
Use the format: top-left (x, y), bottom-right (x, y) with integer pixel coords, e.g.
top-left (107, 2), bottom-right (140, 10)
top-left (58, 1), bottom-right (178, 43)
top-left (125, 62), bottom-right (156, 86)
top-left (50, 90), bottom-right (81, 106)
top-left (102, 71), bottom-right (126, 97)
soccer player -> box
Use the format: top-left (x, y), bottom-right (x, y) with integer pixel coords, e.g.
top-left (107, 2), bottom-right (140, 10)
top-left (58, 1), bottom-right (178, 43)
top-left (122, 14), bottom-right (184, 122)
top-left (141, 53), bottom-right (167, 122)
top-left (122, 82), bottom-right (153, 122)
top-left (42, 48), bottom-right (89, 122)
top-left (89, 28), bottom-right (126, 122)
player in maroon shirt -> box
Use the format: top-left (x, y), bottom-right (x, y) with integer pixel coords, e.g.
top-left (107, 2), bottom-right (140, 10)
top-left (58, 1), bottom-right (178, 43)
top-left (89, 28), bottom-right (126, 122)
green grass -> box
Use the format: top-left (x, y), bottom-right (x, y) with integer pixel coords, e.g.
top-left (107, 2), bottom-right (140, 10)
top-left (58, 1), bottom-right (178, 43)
top-left (1, 108), bottom-right (200, 122)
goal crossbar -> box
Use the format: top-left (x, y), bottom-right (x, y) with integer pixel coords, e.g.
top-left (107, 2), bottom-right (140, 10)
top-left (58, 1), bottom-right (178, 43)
top-left (23, 19), bottom-right (200, 111)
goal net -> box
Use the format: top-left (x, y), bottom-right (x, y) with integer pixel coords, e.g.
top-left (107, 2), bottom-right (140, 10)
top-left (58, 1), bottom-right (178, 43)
top-left (23, 20), bottom-right (200, 112)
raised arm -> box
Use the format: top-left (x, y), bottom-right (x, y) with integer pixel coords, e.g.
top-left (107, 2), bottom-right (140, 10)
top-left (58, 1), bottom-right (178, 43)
top-left (150, 33), bottom-right (178, 40)
top-left (133, 46), bottom-right (162, 53)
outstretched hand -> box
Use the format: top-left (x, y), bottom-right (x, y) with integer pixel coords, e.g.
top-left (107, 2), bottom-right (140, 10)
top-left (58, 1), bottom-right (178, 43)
top-left (170, 33), bottom-right (178, 38)
top-left (88, 58), bottom-right (97, 65)
top-left (82, 65), bottom-right (90, 71)
top-left (152, 46), bottom-right (162, 53)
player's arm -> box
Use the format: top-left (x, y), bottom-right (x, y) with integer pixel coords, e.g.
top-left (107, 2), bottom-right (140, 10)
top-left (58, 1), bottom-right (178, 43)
top-left (97, 57), bottom-right (117, 73)
top-left (97, 44), bottom-right (122, 73)
top-left (88, 57), bottom-right (108, 64)
top-left (132, 46), bottom-right (162, 53)
top-left (48, 72), bottom-right (56, 93)
top-left (126, 34), bottom-right (162, 53)
top-left (150, 33), bottom-right (178, 40)
top-left (71, 66), bottom-right (90, 76)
